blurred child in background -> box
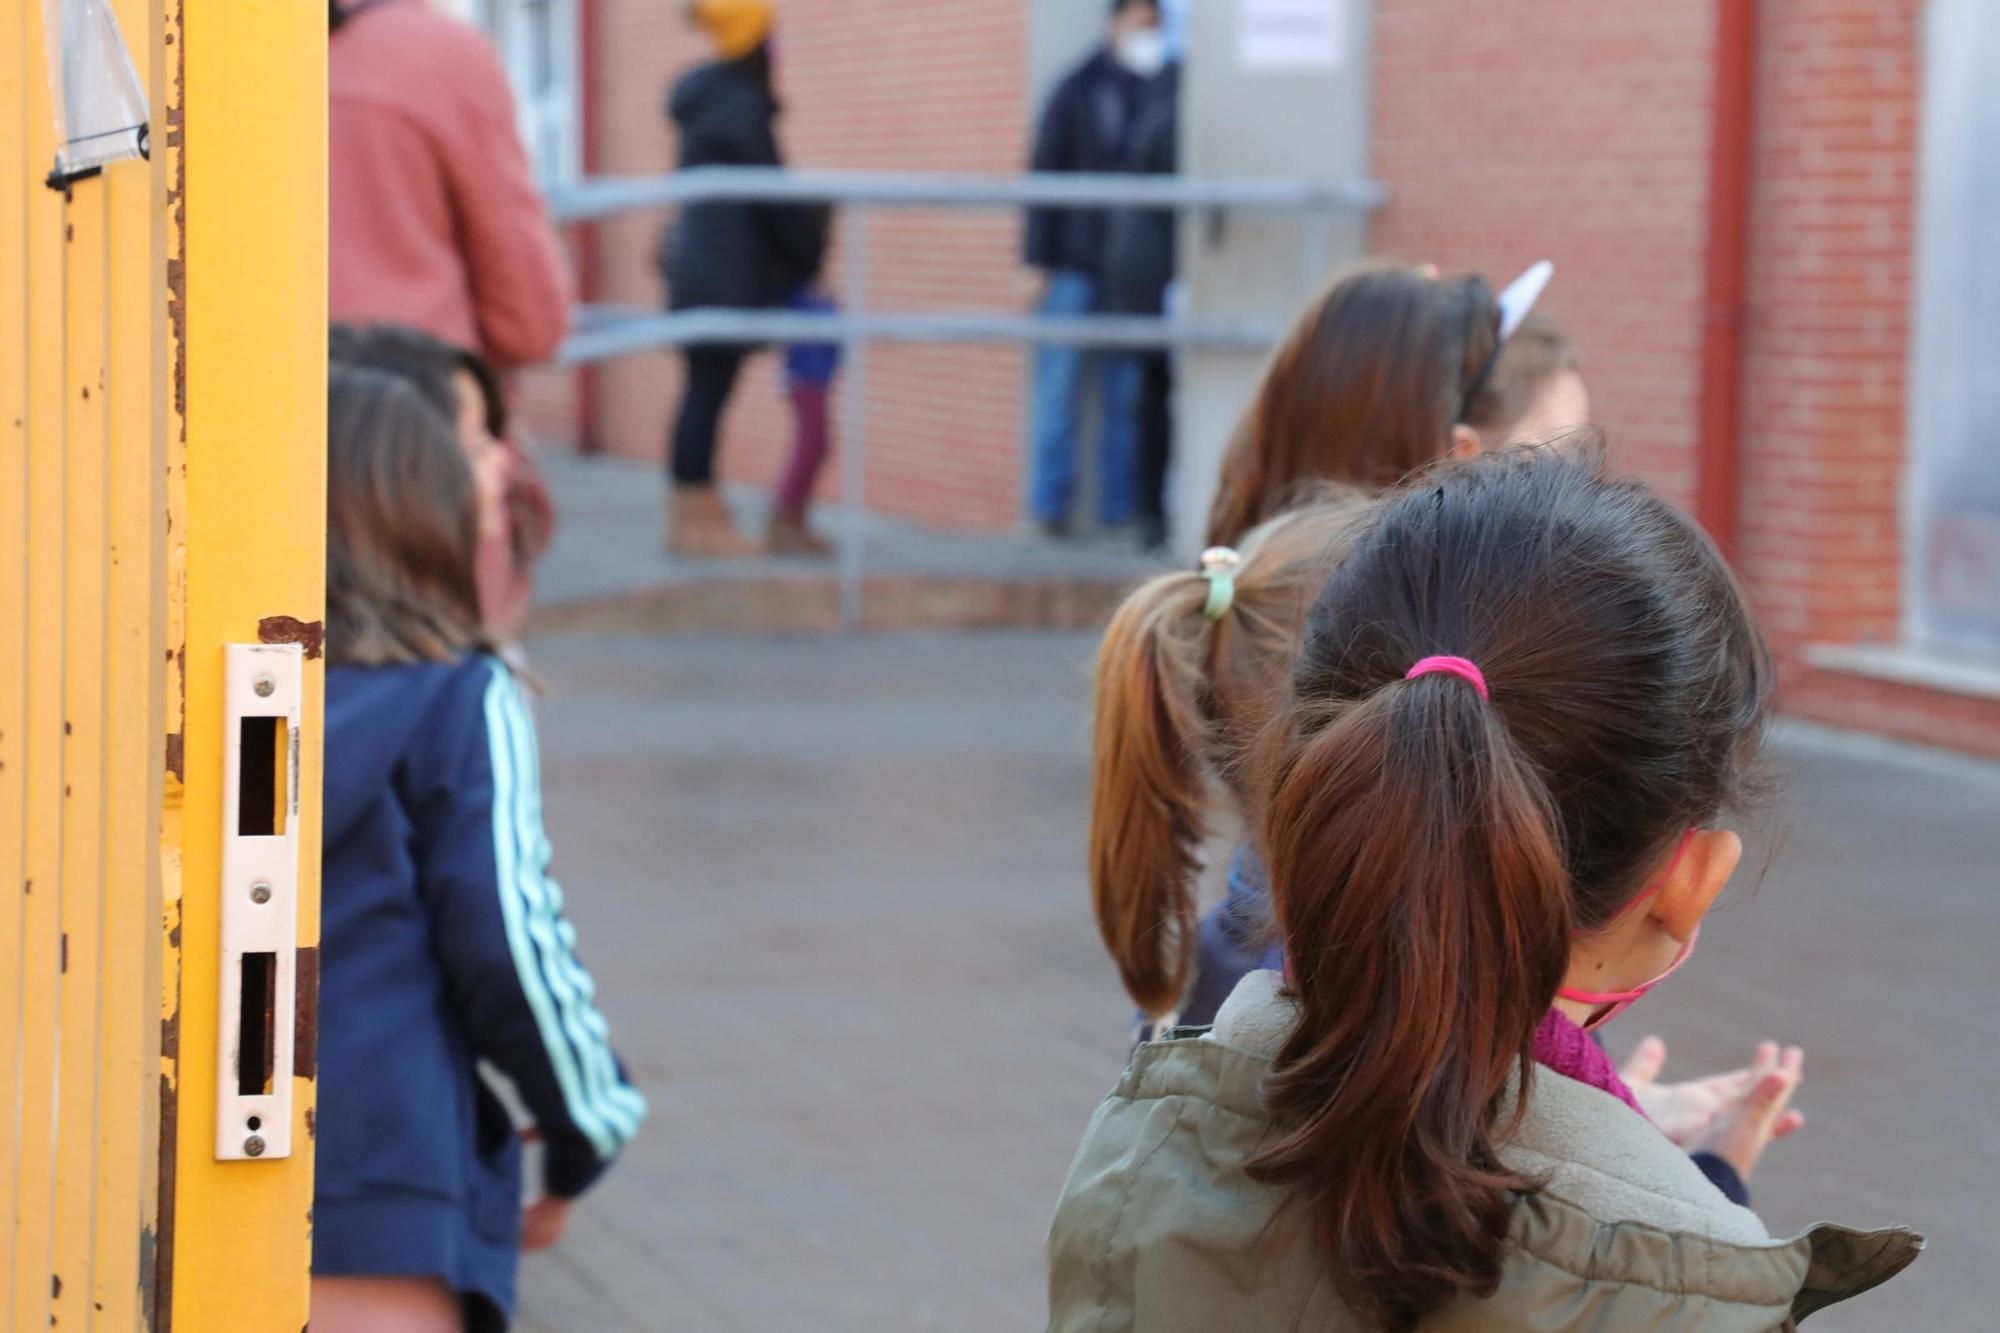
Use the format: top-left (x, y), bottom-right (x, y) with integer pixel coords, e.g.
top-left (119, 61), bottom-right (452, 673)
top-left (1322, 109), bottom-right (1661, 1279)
top-left (768, 287), bottom-right (841, 555)
top-left (1205, 262), bottom-right (1581, 547)
top-left (1466, 309), bottom-right (1589, 447)
top-left (331, 323), bottom-right (552, 650)
top-left (659, 0), bottom-right (829, 556)
top-left (313, 365), bottom-right (644, 1333)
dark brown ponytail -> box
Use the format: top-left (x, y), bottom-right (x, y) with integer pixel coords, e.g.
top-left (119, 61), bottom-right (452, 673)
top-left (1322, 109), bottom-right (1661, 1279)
top-left (1089, 493), bottom-right (1368, 1017)
top-left (1248, 444), bottom-right (1769, 1327)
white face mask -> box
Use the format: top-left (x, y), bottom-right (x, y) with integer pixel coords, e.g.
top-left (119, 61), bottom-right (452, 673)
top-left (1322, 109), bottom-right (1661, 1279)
top-left (1115, 27), bottom-right (1170, 78)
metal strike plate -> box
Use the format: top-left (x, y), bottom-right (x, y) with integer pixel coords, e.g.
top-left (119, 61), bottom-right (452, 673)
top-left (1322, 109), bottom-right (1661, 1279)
top-left (215, 643), bottom-right (302, 1161)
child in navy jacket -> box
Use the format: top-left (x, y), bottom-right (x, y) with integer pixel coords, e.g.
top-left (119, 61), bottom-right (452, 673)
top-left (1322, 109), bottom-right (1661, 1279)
top-left (314, 363), bottom-right (645, 1332)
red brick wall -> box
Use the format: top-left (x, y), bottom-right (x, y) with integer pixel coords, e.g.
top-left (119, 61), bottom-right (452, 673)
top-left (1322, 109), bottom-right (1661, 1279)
top-left (1371, 0), bottom-right (2000, 760)
top-left (1369, 0), bottom-right (1717, 504)
top-left (527, 0), bottom-right (1035, 532)
top-left (1784, 670), bottom-right (2000, 760)
top-left (1728, 1), bottom-right (1993, 753)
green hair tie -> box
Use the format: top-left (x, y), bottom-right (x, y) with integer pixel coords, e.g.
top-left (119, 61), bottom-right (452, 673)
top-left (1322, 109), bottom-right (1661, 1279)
top-left (1200, 546), bottom-right (1242, 621)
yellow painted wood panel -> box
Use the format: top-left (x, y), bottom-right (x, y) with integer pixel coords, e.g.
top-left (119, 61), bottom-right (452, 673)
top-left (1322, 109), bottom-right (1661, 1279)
top-left (1, 0), bottom-right (319, 1322)
top-left (0, 0), bottom-right (31, 1307)
top-left (94, 0), bottom-right (169, 1317)
top-left (54, 175), bottom-right (113, 1330)
top-left (153, 0), bottom-right (191, 1316)
top-left (13, 0), bottom-right (72, 1323)
top-left (165, 0), bottom-right (327, 1325)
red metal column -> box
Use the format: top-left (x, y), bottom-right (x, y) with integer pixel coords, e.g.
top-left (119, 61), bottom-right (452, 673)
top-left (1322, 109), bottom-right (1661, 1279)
top-left (1695, 0), bottom-right (1759, 558)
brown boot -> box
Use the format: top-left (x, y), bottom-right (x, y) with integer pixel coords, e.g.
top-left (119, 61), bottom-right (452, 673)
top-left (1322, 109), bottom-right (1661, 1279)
top-left (667, 486), bottom-right (759, 558)
top-left (767, 509), bottom-right (833, 558)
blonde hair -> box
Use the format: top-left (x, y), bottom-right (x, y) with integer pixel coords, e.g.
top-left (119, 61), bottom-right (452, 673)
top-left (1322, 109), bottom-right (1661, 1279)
top-left (1089, 492), bottom-right (1371, 1016)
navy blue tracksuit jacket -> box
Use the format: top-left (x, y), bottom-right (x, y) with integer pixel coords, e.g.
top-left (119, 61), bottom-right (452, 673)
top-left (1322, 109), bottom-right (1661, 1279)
top-left (315, 653), bottom-right (645, 1325)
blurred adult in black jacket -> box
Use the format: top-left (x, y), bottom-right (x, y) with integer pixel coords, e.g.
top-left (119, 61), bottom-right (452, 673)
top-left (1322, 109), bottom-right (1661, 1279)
top-left (1023, 0), bottom-right (1165, 537)
top-left (658, 0), bottom-right (828, 556)
top-left (1102, 62), bottom-right (1179, 551)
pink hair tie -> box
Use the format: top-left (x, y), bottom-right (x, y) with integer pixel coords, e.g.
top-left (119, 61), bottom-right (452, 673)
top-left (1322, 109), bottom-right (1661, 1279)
top-left (1405, 656), bottom-right (1490, 700)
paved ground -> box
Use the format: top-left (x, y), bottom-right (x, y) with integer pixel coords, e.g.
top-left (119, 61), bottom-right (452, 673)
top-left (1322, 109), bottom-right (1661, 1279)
top-left (535, 449), bottom-right (1160, 611)
top-left (515, 629), bottom-right (2000, 1331)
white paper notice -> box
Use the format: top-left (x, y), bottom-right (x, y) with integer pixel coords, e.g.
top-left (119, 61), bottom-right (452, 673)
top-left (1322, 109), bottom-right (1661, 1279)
top-left (1237, 0), bottom-right (1345, 72)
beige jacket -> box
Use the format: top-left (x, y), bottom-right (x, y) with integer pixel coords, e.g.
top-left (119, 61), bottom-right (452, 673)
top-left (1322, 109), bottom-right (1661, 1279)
top-left (1047, 972), bottom-right (1921, 1331)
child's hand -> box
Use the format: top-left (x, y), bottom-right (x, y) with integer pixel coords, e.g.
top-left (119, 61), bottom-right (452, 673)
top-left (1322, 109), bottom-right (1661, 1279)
top-left (520, 1196), bottom-right (574, 1252)
top-left (1684, 1041), bottom-right (1807, 1182)
top-left (1619, 1036), bottom-right (1759, 1146)
top-left (1621, 1037), bottom-right (1808, 1152)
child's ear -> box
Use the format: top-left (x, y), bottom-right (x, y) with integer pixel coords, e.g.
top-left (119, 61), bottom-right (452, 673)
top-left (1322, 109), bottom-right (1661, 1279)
top-left (1655, 829), bottom-right (1742, 942)
top-left (1448, 424), bottom-right (1484, 459)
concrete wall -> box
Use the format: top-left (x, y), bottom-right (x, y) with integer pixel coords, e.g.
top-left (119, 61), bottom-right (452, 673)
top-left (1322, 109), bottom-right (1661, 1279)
top-left (1029, 1), bottom-right (1106, 102)
top-left (1173, 0), bottom-right (1376, 551)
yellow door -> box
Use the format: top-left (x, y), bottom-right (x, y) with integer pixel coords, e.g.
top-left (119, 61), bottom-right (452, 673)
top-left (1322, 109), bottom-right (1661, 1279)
top-left (1, 1), bottom-right (325, 1327)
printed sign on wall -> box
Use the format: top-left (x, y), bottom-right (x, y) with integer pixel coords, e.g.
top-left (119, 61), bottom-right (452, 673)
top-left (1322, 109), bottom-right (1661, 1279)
top-left (1237, 0), bottom-right (1346, 72)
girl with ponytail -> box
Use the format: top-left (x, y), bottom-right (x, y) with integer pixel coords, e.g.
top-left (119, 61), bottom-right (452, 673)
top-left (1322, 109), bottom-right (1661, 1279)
top-left (1129, 269), bottom-right (1589, 1040)
top-left (1089, 491), bottom-right (1369, 1027)
top-left (1051, 446), bottom-right (1922, 1332)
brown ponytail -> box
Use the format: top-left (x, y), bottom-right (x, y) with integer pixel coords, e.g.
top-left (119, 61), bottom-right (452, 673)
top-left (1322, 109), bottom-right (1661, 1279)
top-left (1252, 684), bottom-right (1570, 1325)
top-left (1089, 493), bottom-right (1368, 1018)
top-left (1248, 444), bottom-right (1770, 1328)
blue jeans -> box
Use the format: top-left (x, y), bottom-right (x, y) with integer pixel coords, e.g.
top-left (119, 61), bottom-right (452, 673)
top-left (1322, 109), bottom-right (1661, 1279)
top-left (1029, 270), bottom-right (1140, 526)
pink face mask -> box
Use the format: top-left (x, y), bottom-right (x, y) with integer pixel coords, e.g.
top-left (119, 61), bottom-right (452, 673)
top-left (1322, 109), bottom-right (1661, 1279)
top-left (1556, 831), bottom-right (1699, 1031)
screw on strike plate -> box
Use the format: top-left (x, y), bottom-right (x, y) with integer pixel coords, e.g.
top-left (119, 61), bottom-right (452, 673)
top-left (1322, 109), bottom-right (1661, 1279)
top-left (244, 1135), bottom-right (266, 1157)
top-left (250, 881), bottom-right (273, 905)
top-left (252, 674), bottom-right (276, 698)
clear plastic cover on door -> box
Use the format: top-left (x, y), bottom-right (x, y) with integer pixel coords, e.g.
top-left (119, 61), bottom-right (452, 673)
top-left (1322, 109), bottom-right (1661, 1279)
top-left (41, 0), bottom-right (148, 184)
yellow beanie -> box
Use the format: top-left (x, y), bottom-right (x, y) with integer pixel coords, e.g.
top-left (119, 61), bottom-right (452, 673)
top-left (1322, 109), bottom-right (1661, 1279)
top-left (689, 0), bottom-right (774, 60)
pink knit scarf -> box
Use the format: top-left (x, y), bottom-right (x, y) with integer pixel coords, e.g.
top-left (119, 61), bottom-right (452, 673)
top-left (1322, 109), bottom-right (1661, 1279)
top-left (1533, 1008), bottom-right (1646, 1117)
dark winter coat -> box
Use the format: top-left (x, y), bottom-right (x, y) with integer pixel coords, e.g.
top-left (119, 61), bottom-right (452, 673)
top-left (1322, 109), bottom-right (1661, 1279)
top-left (1024, 51), bottom-right (1144, 276)
top-left (1102, 64), bottom-right (1179, 317)
top-left (659, 52), bottom-right (829, 313)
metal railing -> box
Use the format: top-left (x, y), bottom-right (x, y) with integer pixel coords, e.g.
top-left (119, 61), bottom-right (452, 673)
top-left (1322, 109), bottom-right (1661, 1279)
top-left (544, 166), bottom-right (1385, 627)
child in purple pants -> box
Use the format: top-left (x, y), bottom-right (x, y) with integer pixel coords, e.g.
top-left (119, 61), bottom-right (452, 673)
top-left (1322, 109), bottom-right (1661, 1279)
top-left (770, 287), bottom-right (840, 555)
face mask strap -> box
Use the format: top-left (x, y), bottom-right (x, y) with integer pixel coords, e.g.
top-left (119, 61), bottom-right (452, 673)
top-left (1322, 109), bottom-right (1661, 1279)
top-left (1556, 829), bottom-right (1700, 1028)
top-left (1602, 828), bottom-right (1696, 922)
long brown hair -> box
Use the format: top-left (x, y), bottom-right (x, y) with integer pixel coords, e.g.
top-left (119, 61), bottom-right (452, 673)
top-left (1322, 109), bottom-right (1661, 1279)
top-left (1089, 490), bottom-right (1371, 1017)
top-left (1248, 445), bottom-right (1769, 1328)
top-left (326, 365), bottom-right (485, 667)
top-left (1205, 264), bottom-right (1500, 546)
